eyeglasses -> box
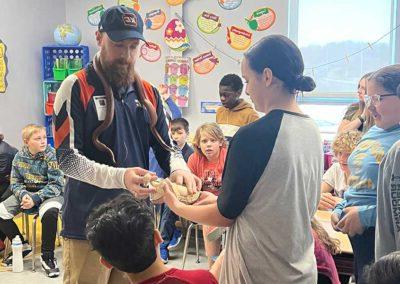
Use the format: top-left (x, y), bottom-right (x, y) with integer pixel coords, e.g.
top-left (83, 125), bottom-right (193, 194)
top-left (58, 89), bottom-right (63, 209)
top-left (365, 93), bottom-right (397, 106)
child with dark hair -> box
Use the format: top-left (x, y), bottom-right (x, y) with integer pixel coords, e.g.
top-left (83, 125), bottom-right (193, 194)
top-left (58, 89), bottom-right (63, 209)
top-left (158, 117), bottom-right (194, 263)
top-left (86, 193), bottom-right (219, 284)
top-left (216, 73), bottom-right (259, 141)
top-left (170, 118), bottom-right (193, 162)
top-left (365, 251), bottom-right (400, 284)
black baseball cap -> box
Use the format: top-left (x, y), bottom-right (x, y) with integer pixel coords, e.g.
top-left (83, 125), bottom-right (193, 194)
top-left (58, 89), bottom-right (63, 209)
top-left (98, 5), bottom-right (145, 42)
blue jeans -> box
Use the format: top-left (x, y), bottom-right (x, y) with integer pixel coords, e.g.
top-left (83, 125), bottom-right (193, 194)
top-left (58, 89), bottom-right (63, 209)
top-left (349, 227), bottom-right (375, 284)
top-left (159, 204), bottom-right (178, 245)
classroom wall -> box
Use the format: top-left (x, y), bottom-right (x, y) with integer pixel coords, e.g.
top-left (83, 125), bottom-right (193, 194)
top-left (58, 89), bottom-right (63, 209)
top-left (65, 0), bottom-right (289, 132)
top-left (0, 0), bottom-right (66, 147)
top-left (0, 0), bottom-right (289, 145)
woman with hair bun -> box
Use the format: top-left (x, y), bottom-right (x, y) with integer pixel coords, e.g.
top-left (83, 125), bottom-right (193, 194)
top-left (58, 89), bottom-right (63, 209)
top-left (162, 35), bottom-right (323, 283)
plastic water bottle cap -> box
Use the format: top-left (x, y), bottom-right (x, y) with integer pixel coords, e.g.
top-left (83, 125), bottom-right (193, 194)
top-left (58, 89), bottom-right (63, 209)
top-left (12, 235), bottom-right (22, 245)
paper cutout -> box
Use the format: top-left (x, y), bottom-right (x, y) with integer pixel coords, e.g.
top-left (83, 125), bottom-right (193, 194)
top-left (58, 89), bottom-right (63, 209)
top-left (197, 11), bottom-right (221, 34)
top-left (87, 5), bottom-right (105, 26)
top-left (164, 19), bottom-right (190, 52)
top-left (164, 56), bottom-right (191, 107)
top-left (218, 0), bottom-right (242, 10)
top-left (193, 51), bottom-right (219, 74)
top-left (246, 7), bottom-right (276, 31)
top-left (167, 0), bottom-right (186, 6)
top-left (201, 102), bottom-right (222, 113)
top-left (0, 40), bottom-right (8, 93)
top-left (140, 42), bottom-right (162, 62)
top-left (145, 9), bottom-right (166, 30)
top-left (118, 0), bottom-right (140, 11)
top-left (226, 26), bottom-right (252, 51)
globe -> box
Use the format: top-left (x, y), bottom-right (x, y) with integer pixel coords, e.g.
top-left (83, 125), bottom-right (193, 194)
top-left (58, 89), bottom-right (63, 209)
top-left (54, 24), bottom-right (82, 46)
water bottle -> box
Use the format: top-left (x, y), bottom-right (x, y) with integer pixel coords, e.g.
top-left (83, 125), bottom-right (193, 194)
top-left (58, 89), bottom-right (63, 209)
top-left (12, 235), bottom-right (23, 272)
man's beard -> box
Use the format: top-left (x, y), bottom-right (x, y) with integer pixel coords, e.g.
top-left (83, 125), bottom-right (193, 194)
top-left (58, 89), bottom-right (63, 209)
top-left (102, 57), bottom-right (135, 88)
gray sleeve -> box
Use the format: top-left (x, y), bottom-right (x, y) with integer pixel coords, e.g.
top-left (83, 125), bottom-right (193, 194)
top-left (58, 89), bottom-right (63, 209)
top-left (375, 144), bottom-right (398, 260)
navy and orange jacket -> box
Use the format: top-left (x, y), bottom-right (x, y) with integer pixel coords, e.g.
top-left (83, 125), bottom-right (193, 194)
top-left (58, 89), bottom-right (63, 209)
top-left (53, 62), bottom-right (182, 239)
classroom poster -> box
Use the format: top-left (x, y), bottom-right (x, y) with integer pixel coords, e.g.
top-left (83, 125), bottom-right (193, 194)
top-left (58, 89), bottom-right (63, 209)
top-left (201, 102), bottom-right (222, 113)
top-left (193, 51), bottom-right (219, 75)
top-left (197, 11), bottom-right (221, 34)
top-left (145, 9), bottom-right (166, 30)
top-left (87, 4), bottom-right (105, 26)
top-left (0, 40), bottom-right (8, 94)
top-left (164, 56), bottom-right (190, 108)
top-left (140, 42), bottom-right (162, 62)
top-left (246, 7), bottom-right (276, 31)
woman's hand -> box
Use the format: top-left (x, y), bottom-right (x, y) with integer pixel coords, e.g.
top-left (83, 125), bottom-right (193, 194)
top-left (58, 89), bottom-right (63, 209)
top-left (161, 178), bottom-right (182, 210)
top-left (194, 191), bottom-right (218, 206)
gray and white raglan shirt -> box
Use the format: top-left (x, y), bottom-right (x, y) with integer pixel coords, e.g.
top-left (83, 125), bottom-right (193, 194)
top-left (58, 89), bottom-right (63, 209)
top-left (217, 109), bottom-right (323, 284)
top-left (376, 140), bottom-right (400, 260)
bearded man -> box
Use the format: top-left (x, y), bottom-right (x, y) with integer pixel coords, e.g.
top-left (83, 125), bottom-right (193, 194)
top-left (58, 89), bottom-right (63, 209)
top-left (53, 6), bottom-right (200, 284)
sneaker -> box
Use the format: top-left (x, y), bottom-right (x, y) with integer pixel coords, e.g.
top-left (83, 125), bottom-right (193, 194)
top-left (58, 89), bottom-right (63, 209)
top-left (40, 256), bottom-right (60, 278)
top-left (167, 229), bottom-right (182, 250)
top-left (160, 243), bottom-right (169, 264)
top-left (1, 242), bottom-right (32, 267)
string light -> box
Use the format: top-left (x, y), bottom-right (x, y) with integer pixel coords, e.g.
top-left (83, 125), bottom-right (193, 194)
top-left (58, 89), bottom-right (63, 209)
top-left (305, 23), bottom-right (400, 70)
top-left (171, 13), bottom-right (399, 70)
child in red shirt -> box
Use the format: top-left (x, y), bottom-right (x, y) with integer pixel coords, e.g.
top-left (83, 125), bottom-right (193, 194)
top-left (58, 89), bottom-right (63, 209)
top-left (187, 123), bottom-right (227, 267)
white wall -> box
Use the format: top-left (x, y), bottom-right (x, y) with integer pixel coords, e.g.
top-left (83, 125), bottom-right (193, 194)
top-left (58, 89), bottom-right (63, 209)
top-left (66, 0), bottom-right (289, 132)
top-left (182, 0), bottom-right (289, 130)
top-left (0, 0), bottom-right (289, 146)
top-left (0, 0), bottom-right (66, 146)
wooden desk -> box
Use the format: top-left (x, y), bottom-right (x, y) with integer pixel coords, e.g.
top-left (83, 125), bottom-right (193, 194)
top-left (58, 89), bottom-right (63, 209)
top-left (315, 210), bottom-right (354, 278)
top-left (315, 210), bottom-right (352, 254)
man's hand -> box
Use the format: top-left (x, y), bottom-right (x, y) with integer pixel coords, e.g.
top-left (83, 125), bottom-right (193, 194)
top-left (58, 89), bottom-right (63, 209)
top-left (336, 206), bottom-right (364, 237)
top-left (170, 170), bottom-right (202, 194)
top-left (124, 167), bottom-right (156, 199)
top-left (20, 195), bottom-right (34, 210)
top-left (318, 193), bottom-right (340, 210)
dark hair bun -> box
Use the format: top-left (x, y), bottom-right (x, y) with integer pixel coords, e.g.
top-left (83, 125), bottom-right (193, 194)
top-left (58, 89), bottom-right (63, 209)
top-left (295, 75), bottom-right (316, 92)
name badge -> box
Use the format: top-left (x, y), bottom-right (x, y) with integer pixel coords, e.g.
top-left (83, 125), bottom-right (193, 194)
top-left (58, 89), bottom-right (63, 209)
top-left (93, 96), bottom-right (107, 121)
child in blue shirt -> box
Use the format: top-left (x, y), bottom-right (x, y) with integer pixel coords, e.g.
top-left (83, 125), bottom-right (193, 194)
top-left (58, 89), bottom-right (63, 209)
top-left (332, 64), bottom-right (400, 284)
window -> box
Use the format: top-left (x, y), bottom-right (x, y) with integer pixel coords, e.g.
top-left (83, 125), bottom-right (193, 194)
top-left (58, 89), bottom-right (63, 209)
top-left (290, 0), bottom-right (397, 95)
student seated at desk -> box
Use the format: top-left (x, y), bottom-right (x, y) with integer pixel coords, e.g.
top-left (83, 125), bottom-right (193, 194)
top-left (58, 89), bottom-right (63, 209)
top-left (319, 130), bottom-right (362, 211)
top-left (86, 193), bottom-right (220, 284)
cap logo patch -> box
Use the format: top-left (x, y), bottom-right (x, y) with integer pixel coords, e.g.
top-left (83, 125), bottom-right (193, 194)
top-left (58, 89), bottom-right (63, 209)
top-left (123, 13), bottom-right (138, 27)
